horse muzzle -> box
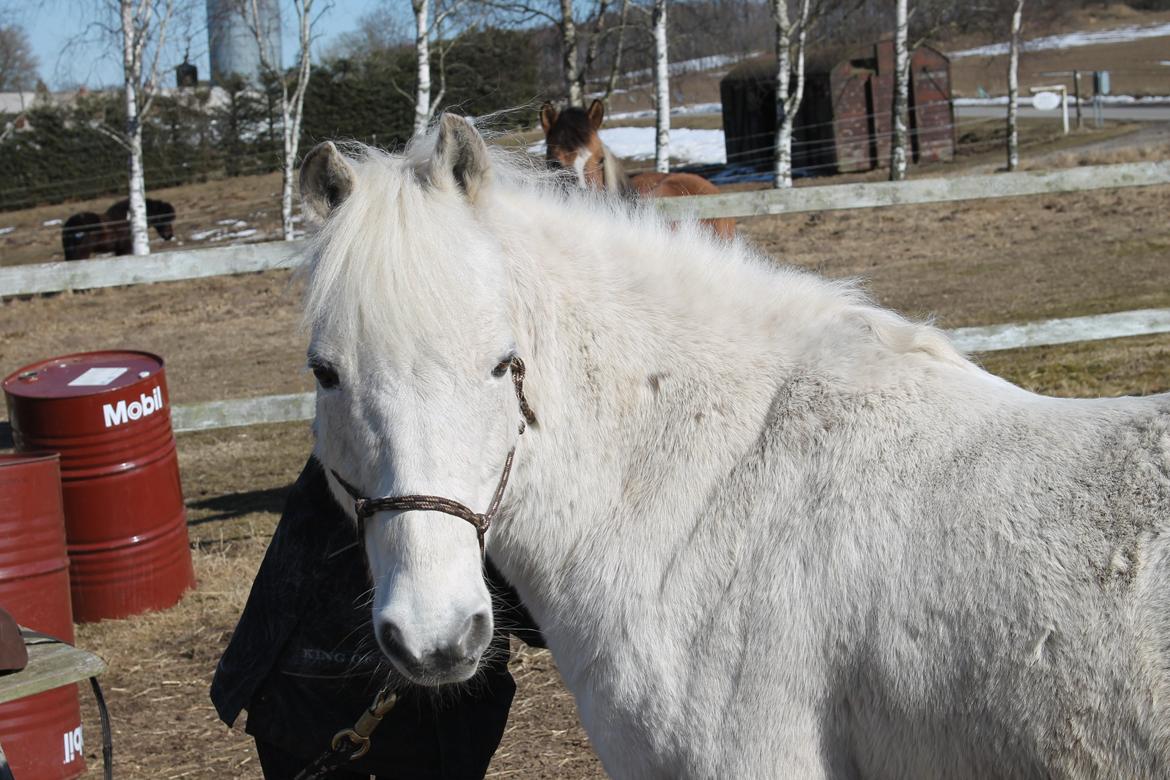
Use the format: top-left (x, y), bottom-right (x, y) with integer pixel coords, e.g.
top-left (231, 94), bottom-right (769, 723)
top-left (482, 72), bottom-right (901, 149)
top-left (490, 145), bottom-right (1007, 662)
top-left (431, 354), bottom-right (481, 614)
top-left (375, 608), bottom-right (492, 685)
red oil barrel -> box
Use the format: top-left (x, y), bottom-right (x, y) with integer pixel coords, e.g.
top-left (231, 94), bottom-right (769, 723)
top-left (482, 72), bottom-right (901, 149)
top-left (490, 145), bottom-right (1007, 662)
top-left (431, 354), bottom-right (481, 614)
top-left (0, 452), bottom-right (85, 779)
top-left (3, 351), bottom-right (195, 622)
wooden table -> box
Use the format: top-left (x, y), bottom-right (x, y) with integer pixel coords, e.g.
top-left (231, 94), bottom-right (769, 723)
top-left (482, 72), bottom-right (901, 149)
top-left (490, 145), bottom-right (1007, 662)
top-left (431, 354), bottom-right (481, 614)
top-left (0, 633), bottom-right (107, 779)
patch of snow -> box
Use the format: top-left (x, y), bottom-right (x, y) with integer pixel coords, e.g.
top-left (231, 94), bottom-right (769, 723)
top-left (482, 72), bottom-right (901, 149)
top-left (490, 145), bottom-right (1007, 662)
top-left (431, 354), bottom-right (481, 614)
top-left (600, 127), bottom-right (726, 165)
top-left (608, 102), bottom-right (723, 121)
top-left (42, 219), bottom-right (63, 227)
top-left (190, 225), bottom-right (260, 242)
top-left (529, 127), bottom-right (726, 165)
top-left (0, 227), bottom-right (14, 236)
top-left (951, 22), bottom-right (1170, 58)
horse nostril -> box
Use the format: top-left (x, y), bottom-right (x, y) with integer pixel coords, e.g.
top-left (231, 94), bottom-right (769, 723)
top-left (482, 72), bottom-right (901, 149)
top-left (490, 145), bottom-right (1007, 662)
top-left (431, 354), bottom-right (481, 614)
top-left (459, 609), bottom-right (492, 655)
top-left (377, 620), bottom-right (413, 664)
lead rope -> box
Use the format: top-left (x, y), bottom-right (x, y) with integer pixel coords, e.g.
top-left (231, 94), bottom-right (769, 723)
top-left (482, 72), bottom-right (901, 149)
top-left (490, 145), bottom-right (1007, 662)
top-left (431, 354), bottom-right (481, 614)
top-left (292, 685), bottom-right (399, 780)
top-left (299, 356), bottom-right (537, 777)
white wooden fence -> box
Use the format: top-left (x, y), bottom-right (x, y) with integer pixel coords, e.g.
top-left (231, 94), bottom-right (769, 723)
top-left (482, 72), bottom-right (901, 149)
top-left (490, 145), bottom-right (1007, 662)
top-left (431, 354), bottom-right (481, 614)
top-left (0, 240), bottom-right (302, 297)
top-left (653, 159), bottom-right (1170, 220)
top-left (2, 158), bottom-right (1169, 438)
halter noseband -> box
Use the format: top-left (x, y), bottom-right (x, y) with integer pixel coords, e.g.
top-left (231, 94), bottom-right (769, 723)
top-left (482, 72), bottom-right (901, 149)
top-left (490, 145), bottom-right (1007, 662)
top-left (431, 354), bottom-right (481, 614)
top-left (331, 356), bottom-right (537, 557)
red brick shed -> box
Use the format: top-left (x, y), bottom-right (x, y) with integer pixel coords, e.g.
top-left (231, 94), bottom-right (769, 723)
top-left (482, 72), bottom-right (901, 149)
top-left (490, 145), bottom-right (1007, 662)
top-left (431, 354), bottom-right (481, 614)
top-left (720, 39), bottom-right (956, 176)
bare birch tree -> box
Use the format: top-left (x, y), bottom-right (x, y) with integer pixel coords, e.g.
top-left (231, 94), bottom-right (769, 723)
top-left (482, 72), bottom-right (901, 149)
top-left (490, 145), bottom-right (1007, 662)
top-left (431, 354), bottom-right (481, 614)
top-left (409, 0), bottom-right (462, 135)
top-left (602, 0), bottom-right (631, 105)
top-left (559, 0), bottom-right (583, 105)
top-left (889, 0), bottom-right (909, 180)
top-left (772, 0), bottom-right (811, 189)
top-left (413, 0), bottom-right (435, 135)
top-left (1007, 0), bottom-right (1024, 171)
top-left (118, 0), bottom-right (175, 255)
top-left (482, 0), bottom-right (630, 107)
top-left (653, 0), bottom-right (669, 172)
top-left (245, 0), bottom-right (325, 240)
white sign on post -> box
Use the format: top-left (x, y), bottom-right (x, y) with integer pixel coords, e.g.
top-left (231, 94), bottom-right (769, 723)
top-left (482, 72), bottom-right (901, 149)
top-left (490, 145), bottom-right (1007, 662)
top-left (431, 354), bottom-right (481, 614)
top-left (1032, 91), bottom-right (1061, 111)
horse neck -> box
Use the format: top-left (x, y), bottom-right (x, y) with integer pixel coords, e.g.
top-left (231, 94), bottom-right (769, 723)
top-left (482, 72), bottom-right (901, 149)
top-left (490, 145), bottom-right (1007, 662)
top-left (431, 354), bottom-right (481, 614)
top-left (490, 194), bottom-right (806, 652)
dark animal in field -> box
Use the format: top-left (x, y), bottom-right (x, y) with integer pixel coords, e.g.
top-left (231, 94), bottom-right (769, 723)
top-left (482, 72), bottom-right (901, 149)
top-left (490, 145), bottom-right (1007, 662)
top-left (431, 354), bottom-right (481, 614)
top-left (61, 212), bottom-right (110, 261)
top-left (61, 198), bottom-right (177, 260)
top-left (103, 198), bottom-right (176, 255)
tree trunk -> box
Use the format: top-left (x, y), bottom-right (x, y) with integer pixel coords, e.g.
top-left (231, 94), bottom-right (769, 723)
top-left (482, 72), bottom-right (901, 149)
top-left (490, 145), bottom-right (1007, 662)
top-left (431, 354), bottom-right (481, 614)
top-left (890, 0), bottom-right (910, 181)
top-left (653, 0), bottom-right (669, 173)
top-left (413, 0), bottom-right (431, 136)
top-left (250, 0), bottom-right (316, 240)
top-left (602, 0), bottom-right (630, 105)
top-left (1007, 0), bottom-right (1024, 171)
top-left (772, 0), bottom-right (810, 189)
top-left (121, 0), bottom-right (150, 255)
top-left (280, 100), bottom-right (296, 240)
top-left (561, 0), bottom-right (581, 107)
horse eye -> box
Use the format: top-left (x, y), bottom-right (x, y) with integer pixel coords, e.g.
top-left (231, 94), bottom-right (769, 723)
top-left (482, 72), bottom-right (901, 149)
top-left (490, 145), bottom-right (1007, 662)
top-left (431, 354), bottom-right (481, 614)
top-left (311, 360), bottom-right (340, 389)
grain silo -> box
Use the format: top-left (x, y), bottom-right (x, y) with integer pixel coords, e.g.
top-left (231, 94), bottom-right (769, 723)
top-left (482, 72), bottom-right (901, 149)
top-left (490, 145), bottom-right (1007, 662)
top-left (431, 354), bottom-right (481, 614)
top-left (206, 0), bottom-right (282, 85)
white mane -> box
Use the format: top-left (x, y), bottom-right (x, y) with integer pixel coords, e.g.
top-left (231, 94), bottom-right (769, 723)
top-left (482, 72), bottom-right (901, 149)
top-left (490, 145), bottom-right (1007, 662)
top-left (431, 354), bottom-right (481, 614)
top-left (304, 139), bottom-right (974, 387)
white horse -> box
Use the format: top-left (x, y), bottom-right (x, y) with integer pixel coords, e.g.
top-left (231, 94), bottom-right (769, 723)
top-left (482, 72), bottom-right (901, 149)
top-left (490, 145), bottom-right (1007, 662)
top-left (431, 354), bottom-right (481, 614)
top-left (298, 115), bottom-right (1170, 778)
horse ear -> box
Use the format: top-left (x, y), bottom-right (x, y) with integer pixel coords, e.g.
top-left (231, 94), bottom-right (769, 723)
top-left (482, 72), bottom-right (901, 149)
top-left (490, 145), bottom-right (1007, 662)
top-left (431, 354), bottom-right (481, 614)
top-left (432, 113), bottom-right (491, 200)
top-left (299, 141), bottom-right (356, 220)
top-left (539, 102), bottom-right (558, 134)
top-left (587, 99), bottom-right (605, 130)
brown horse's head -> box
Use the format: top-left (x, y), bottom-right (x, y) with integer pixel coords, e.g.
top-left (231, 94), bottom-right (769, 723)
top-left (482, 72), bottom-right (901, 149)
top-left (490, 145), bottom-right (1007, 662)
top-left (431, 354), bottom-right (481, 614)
top-left (540, 99), bottom-right (609, 190)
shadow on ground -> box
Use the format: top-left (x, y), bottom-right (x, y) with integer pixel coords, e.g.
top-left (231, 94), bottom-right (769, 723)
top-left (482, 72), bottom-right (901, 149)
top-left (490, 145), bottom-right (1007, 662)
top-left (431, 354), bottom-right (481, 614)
top-left (187, 484), bottom-right (291, 525)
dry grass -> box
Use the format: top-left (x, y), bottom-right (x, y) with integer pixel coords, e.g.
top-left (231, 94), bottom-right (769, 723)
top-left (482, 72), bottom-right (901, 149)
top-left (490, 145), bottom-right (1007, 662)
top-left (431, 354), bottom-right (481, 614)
top-left (1022, 142), bottom-right (1170, 170)
top-left (978, 332), bottom-right (1170, 398)
top-left (947, 4), bottom-right (1170, 98)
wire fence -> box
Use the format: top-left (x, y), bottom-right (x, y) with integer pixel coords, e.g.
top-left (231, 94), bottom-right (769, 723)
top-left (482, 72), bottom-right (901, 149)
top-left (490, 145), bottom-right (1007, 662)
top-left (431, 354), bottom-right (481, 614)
top-left (0, 101), bottom-right (1153, 267)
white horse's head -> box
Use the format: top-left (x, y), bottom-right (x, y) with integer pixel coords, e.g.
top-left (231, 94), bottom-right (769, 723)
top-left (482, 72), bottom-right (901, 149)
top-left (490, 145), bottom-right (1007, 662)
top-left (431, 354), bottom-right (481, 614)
top-left (299, 116), bottom-right (528, 686)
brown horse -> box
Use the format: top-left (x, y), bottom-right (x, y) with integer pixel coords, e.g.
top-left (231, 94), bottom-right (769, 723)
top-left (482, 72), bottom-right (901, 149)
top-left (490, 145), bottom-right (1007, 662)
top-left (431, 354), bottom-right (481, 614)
top-left (61, 198), bottom-right (176, 260)
top-left (539, 99), bottom-right (735, 239)
top-left (61, 212), bottom-right (109, 260)
top-left (103, 198), bottom-right (176, 255)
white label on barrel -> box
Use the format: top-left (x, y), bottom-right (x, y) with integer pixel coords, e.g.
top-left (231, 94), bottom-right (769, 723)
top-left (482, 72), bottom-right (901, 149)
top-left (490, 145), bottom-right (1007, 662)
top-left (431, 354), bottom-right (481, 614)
top-left (69, 366), bottom-right (128, 386)
top-left (62, 725), bottom-right (83, 763)
top-left (102, 385), bottom-right (164, 428)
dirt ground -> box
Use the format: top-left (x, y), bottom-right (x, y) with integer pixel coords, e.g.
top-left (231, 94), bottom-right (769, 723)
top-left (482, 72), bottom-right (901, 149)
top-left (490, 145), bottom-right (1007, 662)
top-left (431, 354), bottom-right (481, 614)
top-left (947, 4), bottom-right (1170, 98)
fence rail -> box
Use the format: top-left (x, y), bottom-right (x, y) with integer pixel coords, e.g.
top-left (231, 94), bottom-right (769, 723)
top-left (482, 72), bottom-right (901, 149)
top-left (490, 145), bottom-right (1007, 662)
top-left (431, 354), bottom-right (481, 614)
top-left (654, 160), bottom-right (1170, 220)
top-left (4, 161), bottom-right (1170, 297)
top-left (0, 240), bottom-right (303, 297)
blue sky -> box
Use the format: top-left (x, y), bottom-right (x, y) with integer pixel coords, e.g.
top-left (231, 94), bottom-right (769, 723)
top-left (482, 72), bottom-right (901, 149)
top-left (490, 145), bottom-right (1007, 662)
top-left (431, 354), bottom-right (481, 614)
top-left (18, 0), bottom-right (387, 90)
